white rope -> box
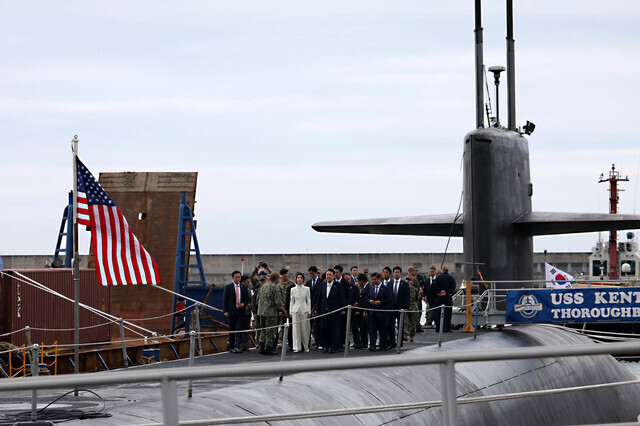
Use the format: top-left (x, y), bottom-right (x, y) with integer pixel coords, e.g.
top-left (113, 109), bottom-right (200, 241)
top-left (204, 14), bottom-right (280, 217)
top-left (8, 271), bottom-right (154, 338)
top-left (153, 284), bottom-right (223, 313)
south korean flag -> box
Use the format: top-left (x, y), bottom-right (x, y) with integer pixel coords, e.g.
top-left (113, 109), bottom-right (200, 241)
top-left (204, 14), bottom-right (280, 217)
top-left (545, 263), bottom-right (574, 289)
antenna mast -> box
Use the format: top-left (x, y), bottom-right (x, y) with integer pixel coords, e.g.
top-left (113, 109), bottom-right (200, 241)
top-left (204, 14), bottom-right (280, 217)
top-left (474, 0), bottom-right (485, 128)
top-left (506, 0), bottom-right (516, 131)
top-left (599, 164), bottom-right (629, 280)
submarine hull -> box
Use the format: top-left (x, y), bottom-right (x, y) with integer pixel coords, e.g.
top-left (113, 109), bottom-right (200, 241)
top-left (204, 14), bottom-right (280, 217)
top-left (185, 325), bottom-right (640, 425)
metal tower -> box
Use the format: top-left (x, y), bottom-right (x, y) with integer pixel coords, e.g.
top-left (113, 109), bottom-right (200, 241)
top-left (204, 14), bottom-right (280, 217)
top-left (598, 164), bottom-right (629, 280)
top-left (52, 191), bottom-right (73, 268)
top-left (170, 192), bottom-right (207, 334)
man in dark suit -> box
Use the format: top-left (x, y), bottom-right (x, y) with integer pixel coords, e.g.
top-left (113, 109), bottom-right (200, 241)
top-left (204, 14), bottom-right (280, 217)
top-left (355, 273), bottom-right (370, 349)
top-left (345, 274), bottom-right (361, 348)
top-left (305, 266), bottom-right (321, 347)
top-left (368, 272), bottom-right (391, 351)
top-left (223, 270), bottom-right (250, 353)
top-left (432, 265), bottom-right (457, 332)
top-left (333, 265), bottom-right (350, 347)
top-left (316, 269), bottom-right (346, 353)
top-left (423, 264), bottom-right (438, 327)
top-left (387, 266), bottom-right (410, 348)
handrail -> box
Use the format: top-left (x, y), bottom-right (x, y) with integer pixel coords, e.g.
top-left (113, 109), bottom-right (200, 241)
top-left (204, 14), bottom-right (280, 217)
top-left (2, 340), bottom-right (639, 391)
top-left (2, 337), bottom-right (639, 425)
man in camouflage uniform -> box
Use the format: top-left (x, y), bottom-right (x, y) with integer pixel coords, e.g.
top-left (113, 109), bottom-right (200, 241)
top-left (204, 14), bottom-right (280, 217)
top-left (256, 272), bottom-right (285, 355)
top-left (278, 268), bottom-right (294, 348)
top-left (250, 268), bottom-right (269, 344)
top-left (404, 275), bottom-right (421, 342)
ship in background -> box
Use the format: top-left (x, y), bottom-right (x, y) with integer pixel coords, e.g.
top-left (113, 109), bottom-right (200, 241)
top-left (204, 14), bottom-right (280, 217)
top-left (587, 164), bottom-right (640, 284)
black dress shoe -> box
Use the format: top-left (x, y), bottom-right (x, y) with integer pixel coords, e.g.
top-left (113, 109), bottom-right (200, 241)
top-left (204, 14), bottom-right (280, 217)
top-left (329, 349), bottom-right (337, 354)
top-left (416, 328), bottom-right (424, 333)
top-left (368, 347), bottom-right (376, 352)
top-left (323, 347), bottom-right (329, 353)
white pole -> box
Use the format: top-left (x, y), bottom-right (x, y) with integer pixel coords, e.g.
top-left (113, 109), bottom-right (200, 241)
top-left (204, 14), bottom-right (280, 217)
top-left (71, 136), bottom-right (80, 386)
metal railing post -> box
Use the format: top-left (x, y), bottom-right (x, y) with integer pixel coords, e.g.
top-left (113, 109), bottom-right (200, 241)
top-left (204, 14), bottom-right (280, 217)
top-left (439, 358), bottom-right (458, 426)
top-left (188, 331), bottom-right (195, 398)
top-left (119, 319), bottom-right (128, 368)
top-left (31, 344), bottom-right (39, 421)
top-left (438, 306), bottom-right (445, 347)
top-left (195, 308), bottom-right (203, 356)
top-left (473, 303), bottom-right (479, 340)
top-left (397, 310), bottom-right (405, 354)
top-left (344, 305), bottom-right (352, 358)
top-left (463, 281), bottom-right (474, 333)
top-left (161, 377), bottom-right (179, 426)
top-left (280, 318), bottom-right (289, 381)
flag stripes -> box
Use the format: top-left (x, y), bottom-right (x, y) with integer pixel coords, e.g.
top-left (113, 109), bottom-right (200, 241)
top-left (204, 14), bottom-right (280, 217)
top-left (76, 157), bottom-right (160, 286)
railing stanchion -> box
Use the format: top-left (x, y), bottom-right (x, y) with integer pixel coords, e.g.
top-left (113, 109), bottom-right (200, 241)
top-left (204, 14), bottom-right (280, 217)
top-left (31, 344), bottom-right (39, 422)
top-left (280, 318), bottom-right (289, 381)
top-left (119, 319), bottom-right (128, 368)
top-left (344, 305), bottom-right (352, 358)
top-left (473, 302), bottom-right (479, 340)
top-left (438, 305), bottom-right (445, 347)
top-left (188, 330), bottom-right (195, 398)
top-left (161, 377), bottom-right (179, 426)
top-left (195, 308), bottom-right (203, 356)
top-left (397, 310), bottom-right (405, 354)
top-left (439, 359), bottom-right (458, 426)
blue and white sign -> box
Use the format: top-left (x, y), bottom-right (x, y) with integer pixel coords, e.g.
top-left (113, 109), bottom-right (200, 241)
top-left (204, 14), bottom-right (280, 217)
top-left (507, 288), bottom-right (640, 323)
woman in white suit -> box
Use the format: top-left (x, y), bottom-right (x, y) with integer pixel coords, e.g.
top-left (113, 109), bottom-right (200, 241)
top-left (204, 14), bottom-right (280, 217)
top-left (289, 272), bottom-right (311, 352)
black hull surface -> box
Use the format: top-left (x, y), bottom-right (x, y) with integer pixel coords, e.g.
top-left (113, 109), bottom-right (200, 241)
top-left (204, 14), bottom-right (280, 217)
top-left (191, 325), bottom-right (640, 425)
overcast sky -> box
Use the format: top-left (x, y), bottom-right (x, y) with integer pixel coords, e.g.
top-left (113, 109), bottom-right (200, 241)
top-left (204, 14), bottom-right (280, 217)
top-left (1, 1), bottom-right (639, 257)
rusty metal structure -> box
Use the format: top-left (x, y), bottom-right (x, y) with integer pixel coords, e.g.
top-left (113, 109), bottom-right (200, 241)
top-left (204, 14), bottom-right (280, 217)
top-left (0, 269), bottom-right (110, 347)
top-left (97, 171), bottom-right (198, 337)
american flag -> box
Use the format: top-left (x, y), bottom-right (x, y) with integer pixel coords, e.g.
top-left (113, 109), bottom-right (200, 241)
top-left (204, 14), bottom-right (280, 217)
top-left (76, 158), bottom-right (161, 286)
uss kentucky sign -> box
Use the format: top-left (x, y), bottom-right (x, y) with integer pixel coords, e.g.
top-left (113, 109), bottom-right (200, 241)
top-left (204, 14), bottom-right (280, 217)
top-left (506, 288), bottom-right (640, 323)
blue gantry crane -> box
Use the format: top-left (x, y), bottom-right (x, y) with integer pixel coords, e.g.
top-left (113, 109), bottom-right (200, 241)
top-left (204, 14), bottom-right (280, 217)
top-left (52, 191), bottom-right (73, 268)
top-left (170, 192), bottom-right (210, 335)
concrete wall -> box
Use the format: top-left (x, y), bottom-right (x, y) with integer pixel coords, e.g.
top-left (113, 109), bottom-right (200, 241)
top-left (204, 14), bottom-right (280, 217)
top-left (2, 252), bottom-right (590, 287)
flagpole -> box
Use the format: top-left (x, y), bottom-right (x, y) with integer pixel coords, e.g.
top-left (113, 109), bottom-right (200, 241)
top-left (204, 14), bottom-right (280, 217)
top-left (71, 135), bottom-right (80, 386)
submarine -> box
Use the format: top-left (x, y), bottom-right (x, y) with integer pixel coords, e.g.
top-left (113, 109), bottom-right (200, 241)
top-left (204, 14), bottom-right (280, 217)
top-left (302, 0), bottom-right (640, 423)
top-left (312, 0), bottom-right (640, 293)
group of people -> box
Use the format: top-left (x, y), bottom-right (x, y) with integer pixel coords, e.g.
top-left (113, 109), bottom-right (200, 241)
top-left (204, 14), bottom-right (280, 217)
top-left (221, 262), bottom-right (457, 355)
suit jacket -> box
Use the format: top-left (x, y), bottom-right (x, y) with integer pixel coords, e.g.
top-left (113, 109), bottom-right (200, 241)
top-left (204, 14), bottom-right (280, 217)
top-left (305, 277), bottom-right (321, 310)
top-left (334, 277), bottom-right (351, 301)
top-left (433, 272), bottom-right (456, 296)
top-left (368, 283), bottom-right (391, 310)
top-left (317, 280), bottom-right (346, 314)
top-left (389, 279), bottom-right (411, 310)
top-left (289, 284), bottom-right (311, 314)
top-left (284, 283), bottom-right (296, 313)
top-left (347, 283), bottom-right (359, 306)
top-left (223, 282), bottom-right (250, 315)
top-left (357, 283), bottom-right (371, 310)
top-left (424, 275), bottom-right (437, 304)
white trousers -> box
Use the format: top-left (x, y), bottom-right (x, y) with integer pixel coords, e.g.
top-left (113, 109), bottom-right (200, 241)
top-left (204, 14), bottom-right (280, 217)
top-left (292, 311), bottom-right (311, 351)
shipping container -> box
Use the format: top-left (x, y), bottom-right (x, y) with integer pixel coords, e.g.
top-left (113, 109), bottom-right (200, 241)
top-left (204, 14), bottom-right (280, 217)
top-left (0, 269), bottom-right (110, 347)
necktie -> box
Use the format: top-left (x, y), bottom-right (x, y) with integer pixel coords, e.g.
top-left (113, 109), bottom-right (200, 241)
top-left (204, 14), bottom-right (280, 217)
top-left (375, 286), bottom-right (378, 297)
top-left (394, 280), bottom-right (399, 296)
top-left (235, 285), bottom-right (240, 308)
top-left (327, 283), bottom-right (331, 298)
